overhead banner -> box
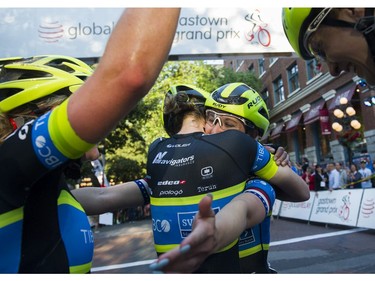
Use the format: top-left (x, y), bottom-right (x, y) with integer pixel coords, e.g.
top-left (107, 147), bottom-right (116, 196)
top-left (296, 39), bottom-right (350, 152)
top-left (0, 8), bottom-right (294, 59)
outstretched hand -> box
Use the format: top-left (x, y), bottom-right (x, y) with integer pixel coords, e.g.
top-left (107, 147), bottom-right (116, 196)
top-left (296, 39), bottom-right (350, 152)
top-left (149, 194), bottom-right (217, 273)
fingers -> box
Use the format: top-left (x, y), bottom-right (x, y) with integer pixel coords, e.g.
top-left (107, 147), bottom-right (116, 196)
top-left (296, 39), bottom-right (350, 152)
top-left (196, 193), bottom-right (214, 218)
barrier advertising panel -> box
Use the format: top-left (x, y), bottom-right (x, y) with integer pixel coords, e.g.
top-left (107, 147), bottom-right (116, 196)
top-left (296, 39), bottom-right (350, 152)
top-left (272, 199), bottom-right (282, 216)
top-left (356, 189), bottom-right (375, 229)
top-left (278, 192), bottom-right (315, 221)
top-left (309, 189), bottom-right (363, 227)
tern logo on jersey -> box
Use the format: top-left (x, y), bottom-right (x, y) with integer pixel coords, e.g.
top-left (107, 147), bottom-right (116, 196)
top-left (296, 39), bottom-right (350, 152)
top-left (166, 143), bottom-right (191, 148)
top-left (152, 152), bottom-right (195, 166)
top-left (159, 189), bottom-right (183, 196)
top-left (197, 184), bottom-right (217, 193)
top-left (157, 180), bottom-right (187, 186)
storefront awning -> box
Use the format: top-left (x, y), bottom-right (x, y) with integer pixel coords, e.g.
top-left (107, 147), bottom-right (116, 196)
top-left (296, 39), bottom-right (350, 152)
top-left (328, 83), bottom-right (357, 110)
top-left (304, 99), bottom-right (326, 125)
top-left (269, 122), bottom-right (284, 139)
top-left (285, 111), bottom-right (302, 132)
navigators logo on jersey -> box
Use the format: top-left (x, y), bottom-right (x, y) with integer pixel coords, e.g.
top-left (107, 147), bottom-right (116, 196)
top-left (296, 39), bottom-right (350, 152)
top-left (152, 151), bottom-right (195, 167)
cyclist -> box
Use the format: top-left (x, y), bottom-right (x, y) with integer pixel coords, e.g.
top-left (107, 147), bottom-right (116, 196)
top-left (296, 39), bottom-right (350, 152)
top-left (147, 83), bottom-right (309, 273)
top-left (282, 8), bottom-right (375, 86)
top-left (0, 8), bottom-right (180, 273)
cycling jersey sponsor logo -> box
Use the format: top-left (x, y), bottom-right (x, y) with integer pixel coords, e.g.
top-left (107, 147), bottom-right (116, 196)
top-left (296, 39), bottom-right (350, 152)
top-left (166, 143), bottom-right (191, 148)
top-left (152, 219), bottom-right (171, 233)
top-left (17, 124), bottom-right (29, 140)
top-left (197, 184), bottom-right (217, 193)
top-left (239, 229), bottom-right (255, 246)
top-left (253, 143), bottom-right (267, 170)
top-left (32, 112), bottom-right (68, 169)
top-left (159, 189), bottom-right (184, 196)
top-left (178, 207), bottom-right (220, 238)
top-left (152, 151), bottom-right (195, 167)
top-left (201, 166), bottom-right (213, 179)
top-left (157, 180), bottom-right (187, 186)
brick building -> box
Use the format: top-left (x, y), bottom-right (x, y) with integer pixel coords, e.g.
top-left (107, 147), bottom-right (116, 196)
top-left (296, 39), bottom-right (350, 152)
top-left (224, 57), bottom-right (375, 167)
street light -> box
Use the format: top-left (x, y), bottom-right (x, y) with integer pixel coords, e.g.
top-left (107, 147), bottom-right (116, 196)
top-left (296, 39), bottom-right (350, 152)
top-left (331, 97), bottom-right (362, 164)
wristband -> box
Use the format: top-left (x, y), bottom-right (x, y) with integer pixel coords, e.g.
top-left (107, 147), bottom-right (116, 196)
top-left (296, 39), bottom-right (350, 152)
top-left (135, 179), bottom-right (150, 205)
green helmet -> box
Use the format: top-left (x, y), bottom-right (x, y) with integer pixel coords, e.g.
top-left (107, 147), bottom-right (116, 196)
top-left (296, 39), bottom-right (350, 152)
top-left (27, 55), bottom-right (93, 81)
top-left (162, 84), bottom-right (209, 136)
top-left (282, 8), bottom-right (329, 60)
top-left (205, 82), bottom-right (269, 138)
top-left (0, 62), bottom-right (84, 114)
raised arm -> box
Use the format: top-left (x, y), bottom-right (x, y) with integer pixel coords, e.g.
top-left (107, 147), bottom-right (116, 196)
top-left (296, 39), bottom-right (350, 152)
top-left (67, 8), bottom-right (180, 144)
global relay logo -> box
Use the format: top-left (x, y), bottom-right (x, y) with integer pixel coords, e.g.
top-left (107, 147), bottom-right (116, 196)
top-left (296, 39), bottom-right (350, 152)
top-left (38, 20), bottom-right (64, 43)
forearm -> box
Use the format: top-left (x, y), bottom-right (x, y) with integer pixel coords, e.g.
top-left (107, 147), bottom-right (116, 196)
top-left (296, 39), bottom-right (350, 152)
top-left (214, 193), bottom-right (265, 252)
top-left (269, 166), bottom-right (310, 202)
top-left (68, 8), bottom-right (181, 143)
top-left (72, 182), bottom-right (145, 215)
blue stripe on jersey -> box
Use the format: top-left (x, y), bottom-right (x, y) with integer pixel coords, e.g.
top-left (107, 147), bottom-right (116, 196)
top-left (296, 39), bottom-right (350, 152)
top-left (58, 204), bottom-right (94, 269)
top-left (31, 111), bottom-right (69, 169)
top-left (151, 194), bottom-right (235, 252)
top-left (0, 220), bottom-right (22, 273)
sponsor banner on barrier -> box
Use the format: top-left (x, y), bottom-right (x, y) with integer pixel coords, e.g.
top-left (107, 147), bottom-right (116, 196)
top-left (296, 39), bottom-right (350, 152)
top-left (272, 199), bottom-right (282, 216)
top-left (357, 189), bottom-right (375, 229)
top-left (310, 189), bottom-right (362, 227)
top-left (278, 192), bottom-right (315, 221)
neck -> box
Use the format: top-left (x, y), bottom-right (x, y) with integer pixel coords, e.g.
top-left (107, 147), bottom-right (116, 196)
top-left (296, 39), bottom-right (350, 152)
top-left (178, 116), bottom-right (205, 134)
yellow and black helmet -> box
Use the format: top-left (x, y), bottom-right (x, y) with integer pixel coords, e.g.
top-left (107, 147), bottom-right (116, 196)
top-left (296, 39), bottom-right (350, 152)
top-left (0, 62), bottom-right (84, 114)
top-left (205, 82), bottom-right (269, 138)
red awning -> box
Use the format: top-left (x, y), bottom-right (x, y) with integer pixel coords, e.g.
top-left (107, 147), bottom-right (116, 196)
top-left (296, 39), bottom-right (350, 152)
top-left (328, 83), bottom-right (357, 110)
top-left (304, 99), bottom-right (326, 125)
top-left (285, 111), bottom-right (302, 132)
top-left (269, 122), bottom-right (284, 139)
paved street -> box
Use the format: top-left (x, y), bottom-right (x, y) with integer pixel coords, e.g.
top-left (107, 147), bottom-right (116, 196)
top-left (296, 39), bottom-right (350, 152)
top-left (91, 217), bottom-right (375, 274)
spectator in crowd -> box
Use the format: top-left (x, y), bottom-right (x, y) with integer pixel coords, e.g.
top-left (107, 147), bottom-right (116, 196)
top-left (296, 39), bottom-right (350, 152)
top-left (359, 160), bottom-right (373, 188)
top-left (335, 162), bottom-right (348, 188)
top-left (313, 164), bottom-right (329, 192)
top-left (327, 162), bottom-right (340, 191)
top-left (348, 163), bottom-right (363, 189)
top-left (301, 157), bottom-right (310, 173)
top-left (372, 162), bottom-right (375, 187)
top-left (302, 166), bottom-right (315, 191)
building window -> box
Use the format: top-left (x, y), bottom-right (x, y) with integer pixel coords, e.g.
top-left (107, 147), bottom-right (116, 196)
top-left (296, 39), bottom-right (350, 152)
top-left (306, 59), bottom-right (321, 80)
top-left (269, 57), bottom-right (278, 66)
top-left (287, 63), bottom-right (300, 93)
top-left (261, 89), bottom-right (270, 108)
top-left (273, 76), bottom-right (285, 104)
top-left (248, 63), bottom-right (254, 72)
top-left (258, 58), bottom-right (265, 76)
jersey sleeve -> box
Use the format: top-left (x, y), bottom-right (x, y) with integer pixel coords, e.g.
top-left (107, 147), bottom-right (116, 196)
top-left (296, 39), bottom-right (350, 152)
top-left (243, 178), bottom-right (275, 216)
top-left (251, 142), bottom-right (278, 181)
top-left (31, 99), bottom-right (95, 169)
